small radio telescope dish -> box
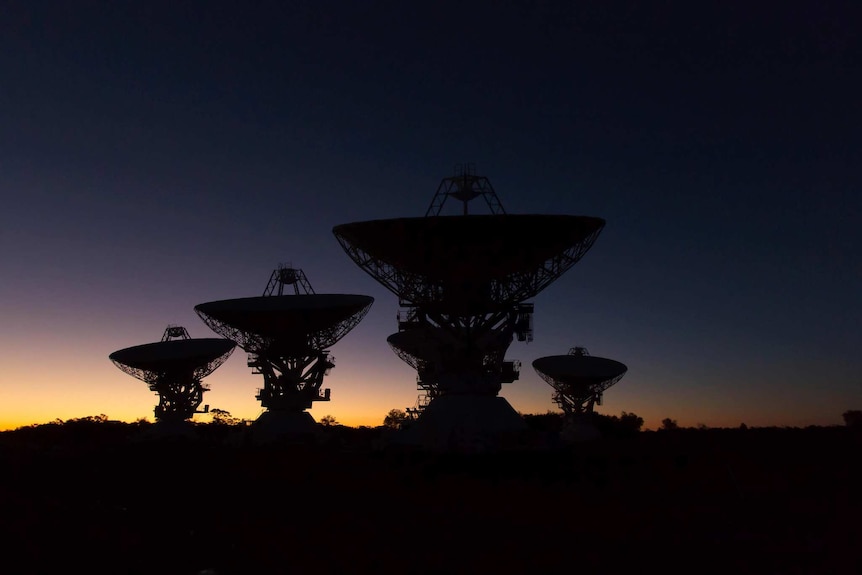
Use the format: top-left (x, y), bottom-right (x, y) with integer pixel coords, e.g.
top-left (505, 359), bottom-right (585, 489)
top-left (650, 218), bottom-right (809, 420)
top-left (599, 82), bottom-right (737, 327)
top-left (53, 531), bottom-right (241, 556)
top-left (532, 346), bottom-right (628, 441)
top-left (387, 326), bottom-right (521, 420)
top-left (109, 325), bottom-right (235, 425)
top-left (194, 265), bottom-right (373, 438)
top-left (334, 166), bottom-right (605, 450)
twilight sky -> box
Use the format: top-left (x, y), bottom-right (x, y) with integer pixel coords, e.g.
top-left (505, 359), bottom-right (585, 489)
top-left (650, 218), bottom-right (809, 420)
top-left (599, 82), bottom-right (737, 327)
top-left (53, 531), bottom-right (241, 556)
top-left (1, 0), bottom-right (859, 430)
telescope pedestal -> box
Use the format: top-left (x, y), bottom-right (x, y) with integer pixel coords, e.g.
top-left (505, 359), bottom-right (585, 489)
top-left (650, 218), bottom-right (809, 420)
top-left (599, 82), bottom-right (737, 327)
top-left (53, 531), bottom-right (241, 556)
top-left (560, 413), bottom-right (601, 442)
top-left (251, 410), bottom-right (319, 443)
top-left (398, 394), bottom-right (526, 452)
top-left (136, 419), bottom-right (198, 441)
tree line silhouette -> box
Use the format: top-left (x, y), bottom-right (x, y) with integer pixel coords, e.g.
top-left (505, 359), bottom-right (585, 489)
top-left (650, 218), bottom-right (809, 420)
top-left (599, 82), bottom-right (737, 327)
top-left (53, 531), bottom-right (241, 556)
top-left (2, 408), bottom-right (858, 450)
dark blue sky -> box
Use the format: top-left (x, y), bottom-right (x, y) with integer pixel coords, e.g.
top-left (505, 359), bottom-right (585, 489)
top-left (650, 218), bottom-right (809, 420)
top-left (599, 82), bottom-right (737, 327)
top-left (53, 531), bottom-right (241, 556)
top-left (1, 0), bottom-right (859, 428)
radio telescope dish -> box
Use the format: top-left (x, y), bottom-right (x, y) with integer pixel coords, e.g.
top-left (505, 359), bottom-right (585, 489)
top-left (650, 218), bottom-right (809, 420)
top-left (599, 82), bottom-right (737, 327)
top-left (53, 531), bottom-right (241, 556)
top-left (333, 215), bottom-right (603, 314)
top-left (109, 325), bottom-right (235, 424)
top-left (532, 346), bottom-right (627, 441)
top-left (386, 330), bottom-right (440, 419)
top-left (194, 265), bottom-right (373, 438)
top-left (334, 166), bottom-right (605, 450)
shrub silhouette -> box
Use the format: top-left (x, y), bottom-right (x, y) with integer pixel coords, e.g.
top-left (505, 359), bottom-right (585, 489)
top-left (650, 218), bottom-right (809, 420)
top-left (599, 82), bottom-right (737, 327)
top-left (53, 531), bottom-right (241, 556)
top-left (842, 410), bottom-right (862, 428)
top-left (383, 409), bottom-right (408, 429)
top-left (319, 414), bottom-right (338, 427)
top-left (660, 418), bottom-right (679, 431)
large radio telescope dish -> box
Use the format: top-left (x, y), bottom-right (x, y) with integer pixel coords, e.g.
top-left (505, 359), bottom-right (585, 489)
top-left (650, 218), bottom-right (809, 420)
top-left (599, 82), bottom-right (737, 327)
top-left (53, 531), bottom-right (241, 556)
top-left (334, 166), bottom-right (605, 450)
top-left (333, 165), bottom-right (605, 312)
top-left (333, 214), bottom-right (603, 313)
top-left (194, 265), bottom-right (373, 437)
top-left (109, 325), bottom-right (235, 423)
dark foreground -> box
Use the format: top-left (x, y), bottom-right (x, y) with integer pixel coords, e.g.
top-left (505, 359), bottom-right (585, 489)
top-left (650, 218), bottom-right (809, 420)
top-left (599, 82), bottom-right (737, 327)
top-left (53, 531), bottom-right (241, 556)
top-left (1, 424), bottom-right (859, 575)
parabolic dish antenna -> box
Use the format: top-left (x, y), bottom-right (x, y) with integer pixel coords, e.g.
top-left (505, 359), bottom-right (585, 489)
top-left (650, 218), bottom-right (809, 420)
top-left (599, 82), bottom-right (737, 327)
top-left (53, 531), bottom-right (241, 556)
top-left (194, 293), bottom-right (374, 353)
top-left (386, 325), bottom-right (513, 368)
top-left (386, 329), bottom-right (440, 418)
top-left (532, 347), bottom-right (628, 415)
top-left (109, 325), bottom-right (235, 424)
top-left (333, 214), bottom-right (603, 313)
top-left (194, 265), bottom-right (373, 437)
top-left (334, 165), bottom-right (605, 450)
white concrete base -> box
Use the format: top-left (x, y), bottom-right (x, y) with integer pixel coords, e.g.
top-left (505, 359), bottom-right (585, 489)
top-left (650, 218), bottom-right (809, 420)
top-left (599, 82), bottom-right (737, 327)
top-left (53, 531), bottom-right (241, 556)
top-left (397, 395), bottom-right (527, 452)
top-left (250, 410), bottom-right (319, 443)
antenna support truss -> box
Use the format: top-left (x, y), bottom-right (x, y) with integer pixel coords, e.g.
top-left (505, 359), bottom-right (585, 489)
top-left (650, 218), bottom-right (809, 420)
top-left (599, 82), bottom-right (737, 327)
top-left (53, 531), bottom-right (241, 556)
top-left (162, 325), bottom-right (191, 341)
top-left (264, 264), bottom-right (315, 296)
top-left (425, 163), bottom-right (506, 216)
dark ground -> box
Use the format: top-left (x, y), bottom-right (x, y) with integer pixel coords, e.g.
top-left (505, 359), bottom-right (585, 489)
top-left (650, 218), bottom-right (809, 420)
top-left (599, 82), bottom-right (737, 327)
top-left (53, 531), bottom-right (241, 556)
top-left (1, 423), bottom-right (859, 574)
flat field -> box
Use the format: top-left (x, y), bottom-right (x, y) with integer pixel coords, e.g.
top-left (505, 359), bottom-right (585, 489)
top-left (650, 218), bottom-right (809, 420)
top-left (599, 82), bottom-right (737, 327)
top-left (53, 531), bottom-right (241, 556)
top-left (1, 425), bottom-right (858, 574)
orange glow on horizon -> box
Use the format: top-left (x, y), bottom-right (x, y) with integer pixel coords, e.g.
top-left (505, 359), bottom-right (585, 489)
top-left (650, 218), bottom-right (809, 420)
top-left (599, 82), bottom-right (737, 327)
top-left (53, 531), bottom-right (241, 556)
top-left (0, 332), bottom-right (852, 434)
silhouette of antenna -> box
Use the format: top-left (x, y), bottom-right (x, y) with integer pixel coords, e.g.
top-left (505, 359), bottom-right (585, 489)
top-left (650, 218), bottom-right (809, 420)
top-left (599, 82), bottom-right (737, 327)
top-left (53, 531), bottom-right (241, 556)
top-left (263, 264), bottom-right (314, 296)
top-left (194, 264), bottom-right (373, 440)
top-left (109, 325), bottom-right (236, 426)
top-left (333, 167), bottom-right (606, 450)
top-left (532, 346), bottom-right (628, 441)
top-left (425, 163), bottom-right (506, 216)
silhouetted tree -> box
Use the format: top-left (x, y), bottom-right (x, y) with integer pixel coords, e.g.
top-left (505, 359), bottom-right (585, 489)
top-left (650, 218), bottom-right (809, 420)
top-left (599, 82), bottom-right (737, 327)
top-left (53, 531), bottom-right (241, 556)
top-left (591, 411), bottom-right (644, 438)
top-left (383, 409), bottom-right (408, 430)
top-left (660, 418), bottom-right (679, 431)
top-left (210, 409), bottom-right (241, 426)
top-left (49, 414), bottom-right (129, 445)
top-left (319, 414), bottom-right (338, 427)
top-left (521, 411), bottom-right (564, 433)
top-left (842, 410), bottom-right (862, 428)
top-left (69, 414), bottom-right (109, 424)
top-left (619, 411), bottom-right (644, 433)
